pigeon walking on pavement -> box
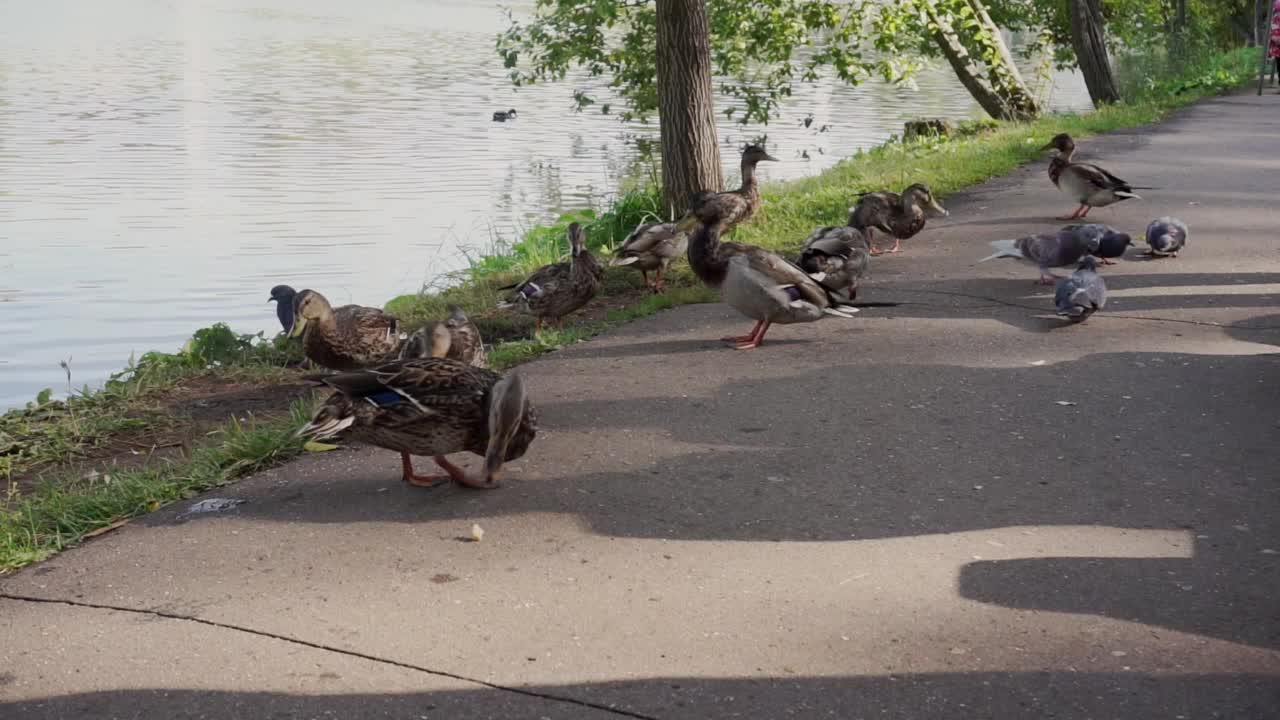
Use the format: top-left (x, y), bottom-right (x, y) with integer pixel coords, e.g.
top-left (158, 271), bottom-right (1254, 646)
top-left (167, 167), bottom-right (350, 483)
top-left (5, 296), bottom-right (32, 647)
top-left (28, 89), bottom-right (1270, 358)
top-left (1055, 256), bottom-right (1107, 324)
top-left (1144, 217), bottom-right (1189, 257)
top-left (977, 224), bottom-right (1127, 285)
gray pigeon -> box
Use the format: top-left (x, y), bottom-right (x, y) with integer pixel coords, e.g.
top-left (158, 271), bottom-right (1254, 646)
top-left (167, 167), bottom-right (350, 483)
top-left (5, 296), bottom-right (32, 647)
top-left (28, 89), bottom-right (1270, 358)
top-left (1144, 216), bottom-right (1188, 257)
top-left (978, 223), bottom-right (1124, 285)
top-left (1054, 256), bottom-right (1107, 323)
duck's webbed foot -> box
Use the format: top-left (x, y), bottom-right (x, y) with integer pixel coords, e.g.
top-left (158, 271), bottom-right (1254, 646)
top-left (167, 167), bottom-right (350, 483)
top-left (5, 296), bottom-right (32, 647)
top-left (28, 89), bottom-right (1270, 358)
top-left (721, 320), bottom-right (764, 345)
top-left (401, 453), bottom-right (449, 488)
top-left (435, 455), bottom-right (498, 489)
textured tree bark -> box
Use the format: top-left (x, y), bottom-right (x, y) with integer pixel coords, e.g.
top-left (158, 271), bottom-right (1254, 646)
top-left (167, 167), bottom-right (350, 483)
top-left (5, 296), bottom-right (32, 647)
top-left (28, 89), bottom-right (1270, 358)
top-left (924, 0), bottom-right (1041, 121)
top-left (654, 0), bottom-right (723, 218)
top-left (1069, 0), bottom-right (1121, 106)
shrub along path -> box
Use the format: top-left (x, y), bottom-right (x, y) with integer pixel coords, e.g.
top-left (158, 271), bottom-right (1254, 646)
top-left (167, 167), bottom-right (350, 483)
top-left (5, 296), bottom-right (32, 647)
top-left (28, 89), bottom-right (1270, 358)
top-left (2, 92), bottom-right (1278, 718)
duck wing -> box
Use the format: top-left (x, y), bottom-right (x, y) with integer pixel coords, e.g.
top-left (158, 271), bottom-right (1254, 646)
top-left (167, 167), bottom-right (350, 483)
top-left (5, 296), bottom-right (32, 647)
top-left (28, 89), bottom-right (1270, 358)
top-left (332, 305), bottom-right (400, 344)
top-left (848, 193), bottom-right (898, 234)
top-left (801, 226), bottom-right (869, 257)
top-left (740, 246), bottom-right (833, 309)
top-left (334, 359), bottom-right (496, 428)
top-left (1068, 161), bottom-right (1132, 192)
top-left (617, 223), bottom-right (682, 258)
top-left (502, 261), bottom-right (571, 305)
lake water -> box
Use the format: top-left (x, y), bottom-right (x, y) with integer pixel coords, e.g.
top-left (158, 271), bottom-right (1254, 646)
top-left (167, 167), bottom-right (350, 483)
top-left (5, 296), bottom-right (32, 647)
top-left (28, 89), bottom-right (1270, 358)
top-left (0, 0), bottom-right (1093, 409)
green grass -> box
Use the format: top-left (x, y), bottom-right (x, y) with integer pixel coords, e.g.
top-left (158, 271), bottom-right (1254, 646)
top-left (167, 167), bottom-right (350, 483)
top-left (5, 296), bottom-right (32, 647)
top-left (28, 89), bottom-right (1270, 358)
top-left (484, 285), bottom-right (717, 369)
top-left (1, 323), bottom-right (304, 486)
top-left (0, 397), bottom-right (315, 571)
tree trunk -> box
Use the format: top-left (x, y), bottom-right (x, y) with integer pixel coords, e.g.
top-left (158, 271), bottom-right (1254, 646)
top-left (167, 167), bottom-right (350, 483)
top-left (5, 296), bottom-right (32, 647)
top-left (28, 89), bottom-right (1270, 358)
top-left (923, 0), bottom-right (1041, 121)
top-left (1069, 0), bottom-right (1121, 106)
top-left (654, 0), bottom-right (723, 218)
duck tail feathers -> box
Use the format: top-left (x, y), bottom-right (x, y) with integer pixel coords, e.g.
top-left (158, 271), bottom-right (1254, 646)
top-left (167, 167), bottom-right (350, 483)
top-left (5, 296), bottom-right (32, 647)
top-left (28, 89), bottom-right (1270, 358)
top-left (297, 413), bottom-right (355, 440)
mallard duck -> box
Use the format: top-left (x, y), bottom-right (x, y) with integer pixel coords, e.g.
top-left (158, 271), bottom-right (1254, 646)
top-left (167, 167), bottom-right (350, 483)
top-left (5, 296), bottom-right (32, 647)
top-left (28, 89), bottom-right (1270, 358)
top-left (1144, 216), bottom-right (1188, 257)
top-left (288, 289), bottom-right (402, 371)
top-left (397, 320), bottom-right (451, 360)
top-left (1041, 133), bottom-right (1143, 220)
top-left (610, 221), bottom-right (689, 293)
top-left (1055, 256), bottom-right (1107, 323)
top-left (796, 226), bottom-right (872, 301)
top-left (848, 183), bottom-right (948, 255)
top-left (298, 359), bottom-right (537, 489)
top-left (493, 109), bottom-right (517, 122)
top-left (687, 195), bottom-right (856, 349)
top-left (400, 305), bottom-right (488, 367)
top-left (498, 222), bottom-right (602, 330)
top-left (675, 145), bottom-right (778, 234)
top-left (268, 284), bottom-right (297, 333)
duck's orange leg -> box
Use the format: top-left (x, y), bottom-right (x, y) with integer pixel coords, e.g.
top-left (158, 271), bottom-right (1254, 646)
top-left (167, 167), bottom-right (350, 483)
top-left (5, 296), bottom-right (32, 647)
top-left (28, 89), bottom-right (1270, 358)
top-left (435, 455), bottom-right (497, 489)
top-left (1058, 204), bottom-right (1087, 220)
top-left (401, 452), bottom-right (449, 487)
top-left (722, 320), bottom-right (764, 345)
top-left (732, 320), bottom-right (773, 350)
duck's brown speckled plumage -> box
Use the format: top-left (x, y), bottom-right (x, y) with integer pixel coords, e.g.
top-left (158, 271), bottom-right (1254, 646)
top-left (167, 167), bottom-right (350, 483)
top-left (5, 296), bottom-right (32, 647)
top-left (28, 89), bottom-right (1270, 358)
top-left (301, 358), bottom-right (537, 485)
top-left (847, 183), bottom-right (948, 255)
top-left (678, 145), bottom-right (778, 235)
top-left (289, 289), bottom-right (402, 371)
top-left (499, 223), bottom-right (602, 329)
top-left (796, 226), bottom-right (872, 300)
top-left (610, 221), bottom-right (690, 292)
top-left (400, 305), bottom-right (488, 367)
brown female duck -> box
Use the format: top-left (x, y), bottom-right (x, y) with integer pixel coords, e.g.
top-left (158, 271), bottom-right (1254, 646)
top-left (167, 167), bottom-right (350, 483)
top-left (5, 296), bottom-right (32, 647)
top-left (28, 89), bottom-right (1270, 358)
top-left (498, 222), bottom-right (602, 330)
top-left (848, 183), bottom-right (948, 255)
top-left (610, 221), bottom-right (689, 293)
top-left (676, 145), bottom-right (778, 235)
top-left (288, 289), bottom-right (402, 371)
top-left (400, 305), bottom-right (488, 367)
top-left (299, 358), bottom-right (537, 489)
top-left (796, 225), bottom-right (872, 301)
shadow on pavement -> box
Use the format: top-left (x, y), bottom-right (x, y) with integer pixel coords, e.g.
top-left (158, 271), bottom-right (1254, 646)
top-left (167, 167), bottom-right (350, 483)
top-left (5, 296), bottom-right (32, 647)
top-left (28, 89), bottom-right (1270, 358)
top-left (204, 350), bottom-right (1280, 650)
top-left (2, 672), bottom-right (1277, 719)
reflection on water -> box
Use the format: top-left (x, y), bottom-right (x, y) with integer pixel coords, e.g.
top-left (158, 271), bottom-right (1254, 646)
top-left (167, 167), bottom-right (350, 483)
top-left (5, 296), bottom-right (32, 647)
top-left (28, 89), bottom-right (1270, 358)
top-left (0, 0), bottom-right (1092, 408)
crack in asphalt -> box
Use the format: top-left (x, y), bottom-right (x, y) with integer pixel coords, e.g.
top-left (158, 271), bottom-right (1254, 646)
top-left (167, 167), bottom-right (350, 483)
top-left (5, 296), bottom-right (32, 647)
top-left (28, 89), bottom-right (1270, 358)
top-left (0, 592), bottom-right (661, 720)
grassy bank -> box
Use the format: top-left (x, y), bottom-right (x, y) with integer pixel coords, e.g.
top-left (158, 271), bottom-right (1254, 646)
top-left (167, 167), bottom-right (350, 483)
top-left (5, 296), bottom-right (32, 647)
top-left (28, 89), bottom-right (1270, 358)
top-left (0, 325), bottom-right (313, 571)
top-left (1, 401), bottom-right (314, 570)
top-left (0, 45), bottom-right (1255, 574)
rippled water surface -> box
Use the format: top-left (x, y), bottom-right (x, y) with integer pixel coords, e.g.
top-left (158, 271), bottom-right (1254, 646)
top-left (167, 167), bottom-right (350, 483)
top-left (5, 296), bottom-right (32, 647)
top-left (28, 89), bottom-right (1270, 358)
top-left (0, 0), bottom-right (1092, 408)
